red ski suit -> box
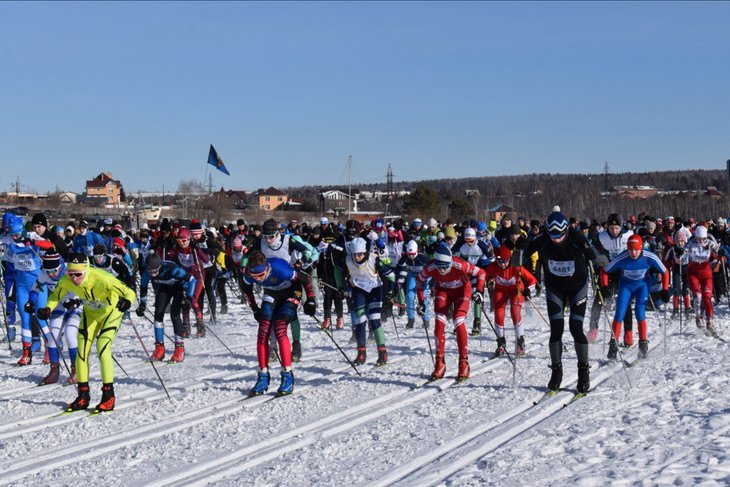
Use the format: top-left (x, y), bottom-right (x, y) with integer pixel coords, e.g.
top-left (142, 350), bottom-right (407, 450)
top-left (483, 263), bottom-right (538, 329)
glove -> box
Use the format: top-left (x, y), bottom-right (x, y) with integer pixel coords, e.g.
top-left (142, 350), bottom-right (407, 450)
top-left (63, 298), bottom-right (82, 310)
top-left (383, 291), bottom-right (393, 306)
top-left (116, 298), bottom-right (132, 313)
top-left (471, 291), bottom-right (484, 304)
top-left (181, 297), bottom-right (192, 312)
top-left (522, 287), bottom-right (531, 299)
top-left (37, 307), bottom-right (51, 320)
top-left (660, 289), bottom-right (670, 303)
top-left (24, 301), bottom-right (35, 314)
top-left (674, 246), bottom-right (684, 256)
top-left (136, 303), bottom-right (147, 317)
top-left (417, 300), bottom-right (426, 317)
top-left (303, 297), bottom-right (316, 316)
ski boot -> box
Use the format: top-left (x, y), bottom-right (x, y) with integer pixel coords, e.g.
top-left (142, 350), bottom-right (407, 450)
top-left (291, 340), bottom-right (302, 363)
top-left (94, 383), bottom-right (115, 413)
top-left (547, 363), bottom-right (562, 391)
top-left (376, 346), bottom-right (388, 366)
top-left (66, 382), bottom-right (91, 412)
top-left (321, 317), bottom-right (331, 330)
top-left (607, 339), bottom-right (618, 360)
top-left (638, 339), bottom-right (649, 359)
top-left (577, 362), bottom-right (590, 393)
top-left (353, 347), bottom-right (367, 366)
top-left (151, 342), bottom-right (165, 361)
top-left (277, 370), bottom-right (294, 396)
top-left (515, 336), bottom-right (526, 357)
top-left (706, 319), bottom-right (716, 335)
top-left (336, 317), bottom-right (344, 329)
top-left (248, 369), bottom-right (270, 397)
top-left (586, 326), bottom-right (599, 344)
top-left (66, 365), bottom-right (77, 385)
top-left (220, 303), bottom-right (228, 315)
top-left (17, 346), bottom-right (32, 366)
top-left (471, 318), bottom-right (481, 336)
top-left (406, 318), bottom-right (415, 329)
top-left (169, 343), bottom-right (185, 363)
top-left (456, 357), bottom-right (470, 382)
top-left (494, 337), bottom-right (506, 357)
top-left (196, 319), bottom-right (206, 338)
top-left (430, 354), bottom-right (446, 381)
top-left (623, 330), bottom-right (634, 348)
top-left (41, 363), bottom-right (60, 385)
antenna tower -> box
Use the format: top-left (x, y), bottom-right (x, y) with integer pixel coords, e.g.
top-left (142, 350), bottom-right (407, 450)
top-left (386, 163), bottom-right (394, 200)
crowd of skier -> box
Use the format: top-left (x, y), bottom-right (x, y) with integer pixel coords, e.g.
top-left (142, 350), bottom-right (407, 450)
top-left (0, 206), bottom-right (726, 413)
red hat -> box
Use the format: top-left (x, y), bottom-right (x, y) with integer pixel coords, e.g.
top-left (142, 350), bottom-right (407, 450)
top-left (113, 237), bottom-right (126, 249)
top-left (627, 234), bottom-right (643, 250)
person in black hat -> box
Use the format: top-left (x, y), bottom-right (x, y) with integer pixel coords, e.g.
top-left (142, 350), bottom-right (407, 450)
top-left (31, 213), bottom-right (70, 259)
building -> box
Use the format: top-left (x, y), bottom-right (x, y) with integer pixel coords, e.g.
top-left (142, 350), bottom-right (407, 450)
top-left (253, 187), bottom-right (288, 210)
top-left (608, 185), bottom-right (659, 199)
top-left (221, 189), bottom-right (249, 210)
top-left (85, 172), bottom-right (124, 205)
top-left (487, 203), bottom-right (517, 223)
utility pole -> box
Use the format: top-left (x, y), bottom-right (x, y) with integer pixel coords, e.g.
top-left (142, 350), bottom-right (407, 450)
top-left (348, 155), bottom-right (352, 218)
top-left (603, 161), bottom-right (609, 193)
top-left (386, 163), bottom-right (394, 200)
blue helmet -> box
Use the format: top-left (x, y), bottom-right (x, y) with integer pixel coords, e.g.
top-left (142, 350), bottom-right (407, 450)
top-left (432, 243), bottom-right (453, 268)
top-left (546, 211), bottom-right (568, 237)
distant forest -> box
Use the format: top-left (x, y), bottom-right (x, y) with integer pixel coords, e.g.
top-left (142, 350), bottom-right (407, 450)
top-left (286, 169), bottom-right (730, 223)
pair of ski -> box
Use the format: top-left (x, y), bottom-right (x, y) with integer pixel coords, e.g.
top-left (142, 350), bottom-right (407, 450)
top-left (532, 388), bottom-right (587, 407)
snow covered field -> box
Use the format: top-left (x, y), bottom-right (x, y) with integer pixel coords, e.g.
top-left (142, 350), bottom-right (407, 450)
top-left (0, 289), bottom-right (728, 486)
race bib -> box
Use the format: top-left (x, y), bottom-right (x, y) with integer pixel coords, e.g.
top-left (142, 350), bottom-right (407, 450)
top-left (84, 300), bottom-right (107, 311)
top-left (177, 253), bottom-right (195, 269)
top-left (351, 277), bottom-right (377, 293)
top-left (15, 253), bottom-right (37, 271)
top-left (548, 259), bottom-right (575, 277)
top-left (496, 275), bottom-right (516, 287)
top-left (623, 268), bottom-right (647, 281)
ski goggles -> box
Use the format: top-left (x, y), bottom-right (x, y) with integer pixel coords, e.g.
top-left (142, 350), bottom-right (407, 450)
top-left (67, 271), bottom-right (85, 279)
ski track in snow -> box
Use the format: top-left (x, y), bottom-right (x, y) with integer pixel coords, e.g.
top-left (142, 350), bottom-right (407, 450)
top-left (0, 292), bottom-right (728, 486)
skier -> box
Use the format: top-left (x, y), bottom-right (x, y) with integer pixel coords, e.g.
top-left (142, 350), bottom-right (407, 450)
top-left (663, 227), bottom-right (691, 317)
top-left (395, 240), bottom-right (431, 329)
top-left (452, 226), bottom-right (495, 336)
top-left (587, 213), bottom-right (634, 344)
top-left (136, 253), bottom-right (198, 362)
top-left (482, 245), bottom-right (538, 357)
top-left (685, 225), bottom-right (721, 332)
top-left (416, 243), bottom-right (486, 382)
top-left (27, 251), bottom-right (81, 384)
top-left (339, 237), bottom-right (395, 366)
top-left (90, 244), bottom-right (134, 288)
top-left (71, 220), bottom-right (105, 257)
top-left (167, 227), bottom-right (209, 338)
top-left (37, 253), bottom-right (136, 413)
top-left (242, 250), bottom-right (317, 397)
top-left (601, 234), bottom-right (669, 359)
top-left (521, 211), bottom-right (596, 394)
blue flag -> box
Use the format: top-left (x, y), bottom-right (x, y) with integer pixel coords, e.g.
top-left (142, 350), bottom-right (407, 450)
top-left (208, 145), bottom-right (230, 175)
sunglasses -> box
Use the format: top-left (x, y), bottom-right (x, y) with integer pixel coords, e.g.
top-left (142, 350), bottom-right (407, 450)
top-left (264, 234), bottom-right (277, 241)
top-left (68, 272), bottom-right (85, 278)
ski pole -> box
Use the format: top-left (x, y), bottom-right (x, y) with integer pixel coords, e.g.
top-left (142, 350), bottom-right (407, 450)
top-left (589, 262), bottom-right (613, 355)
top-left (0, 263), bottom-right (12, 350)
top-left (678, 261), bottom-right (683, 334)
top-left (421, 300), bottom-right (435, 365)
top-left (310, 314), bottom-right (361, 377)
top-left (479, 302), bottom-right (516, 387)
top-left (129, 318), bottom-right (172, 400)
top-left (112, 353), bottom-right (129, 377)
top-left (524, 295), bottom-right (550, 327)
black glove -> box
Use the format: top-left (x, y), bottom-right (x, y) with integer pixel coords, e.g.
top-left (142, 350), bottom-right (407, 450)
top-left (522, 287), bottom-right (531, 299)
top-left (37, 307), bottom-right (51, 320)
top-left (660, 289), bottom-right (670, 303)
top-left (181, 297), bottom-right (192, 312)
top-left (24, 301), bottom-right (35, 314)
top-left (674, 246), bottom-right (684, 256)
top-left (383, 291), bottom-right (394, 306)
top-left (303, 297), bottom-right (316, 316)
top-left (116, 298), bottom-right (132, 313)
top-left (136, 303), bottom-right (147, 317)
top-left (471, 291), bottom-right (484, 304)
top-left (417, 300), bottom-right (426, 317)
top-left (63, 298), bottom-right (82, 310)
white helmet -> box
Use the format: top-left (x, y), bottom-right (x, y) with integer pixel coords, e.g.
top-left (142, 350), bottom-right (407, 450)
top-left (695, 225), bottom-right (708, 239)
top-left (349, 237), bottom-right (367, 255)
top-left (406, 240), bottom-right (419, 256)
top-left (464, 227), bottom-right (476, 242)
top-left (428, 218), bottom-right (438, 228)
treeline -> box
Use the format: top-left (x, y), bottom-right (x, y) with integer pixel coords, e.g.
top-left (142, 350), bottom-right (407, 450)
top-left (287, 169), bottom-right (730, 223)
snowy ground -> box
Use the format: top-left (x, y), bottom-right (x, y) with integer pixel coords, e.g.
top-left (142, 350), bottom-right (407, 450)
top-left (0, 286), bottom-right (728, 486)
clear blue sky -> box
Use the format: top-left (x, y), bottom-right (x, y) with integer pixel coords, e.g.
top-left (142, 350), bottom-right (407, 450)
top-left (1, 1), bottom-right (728, 194)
